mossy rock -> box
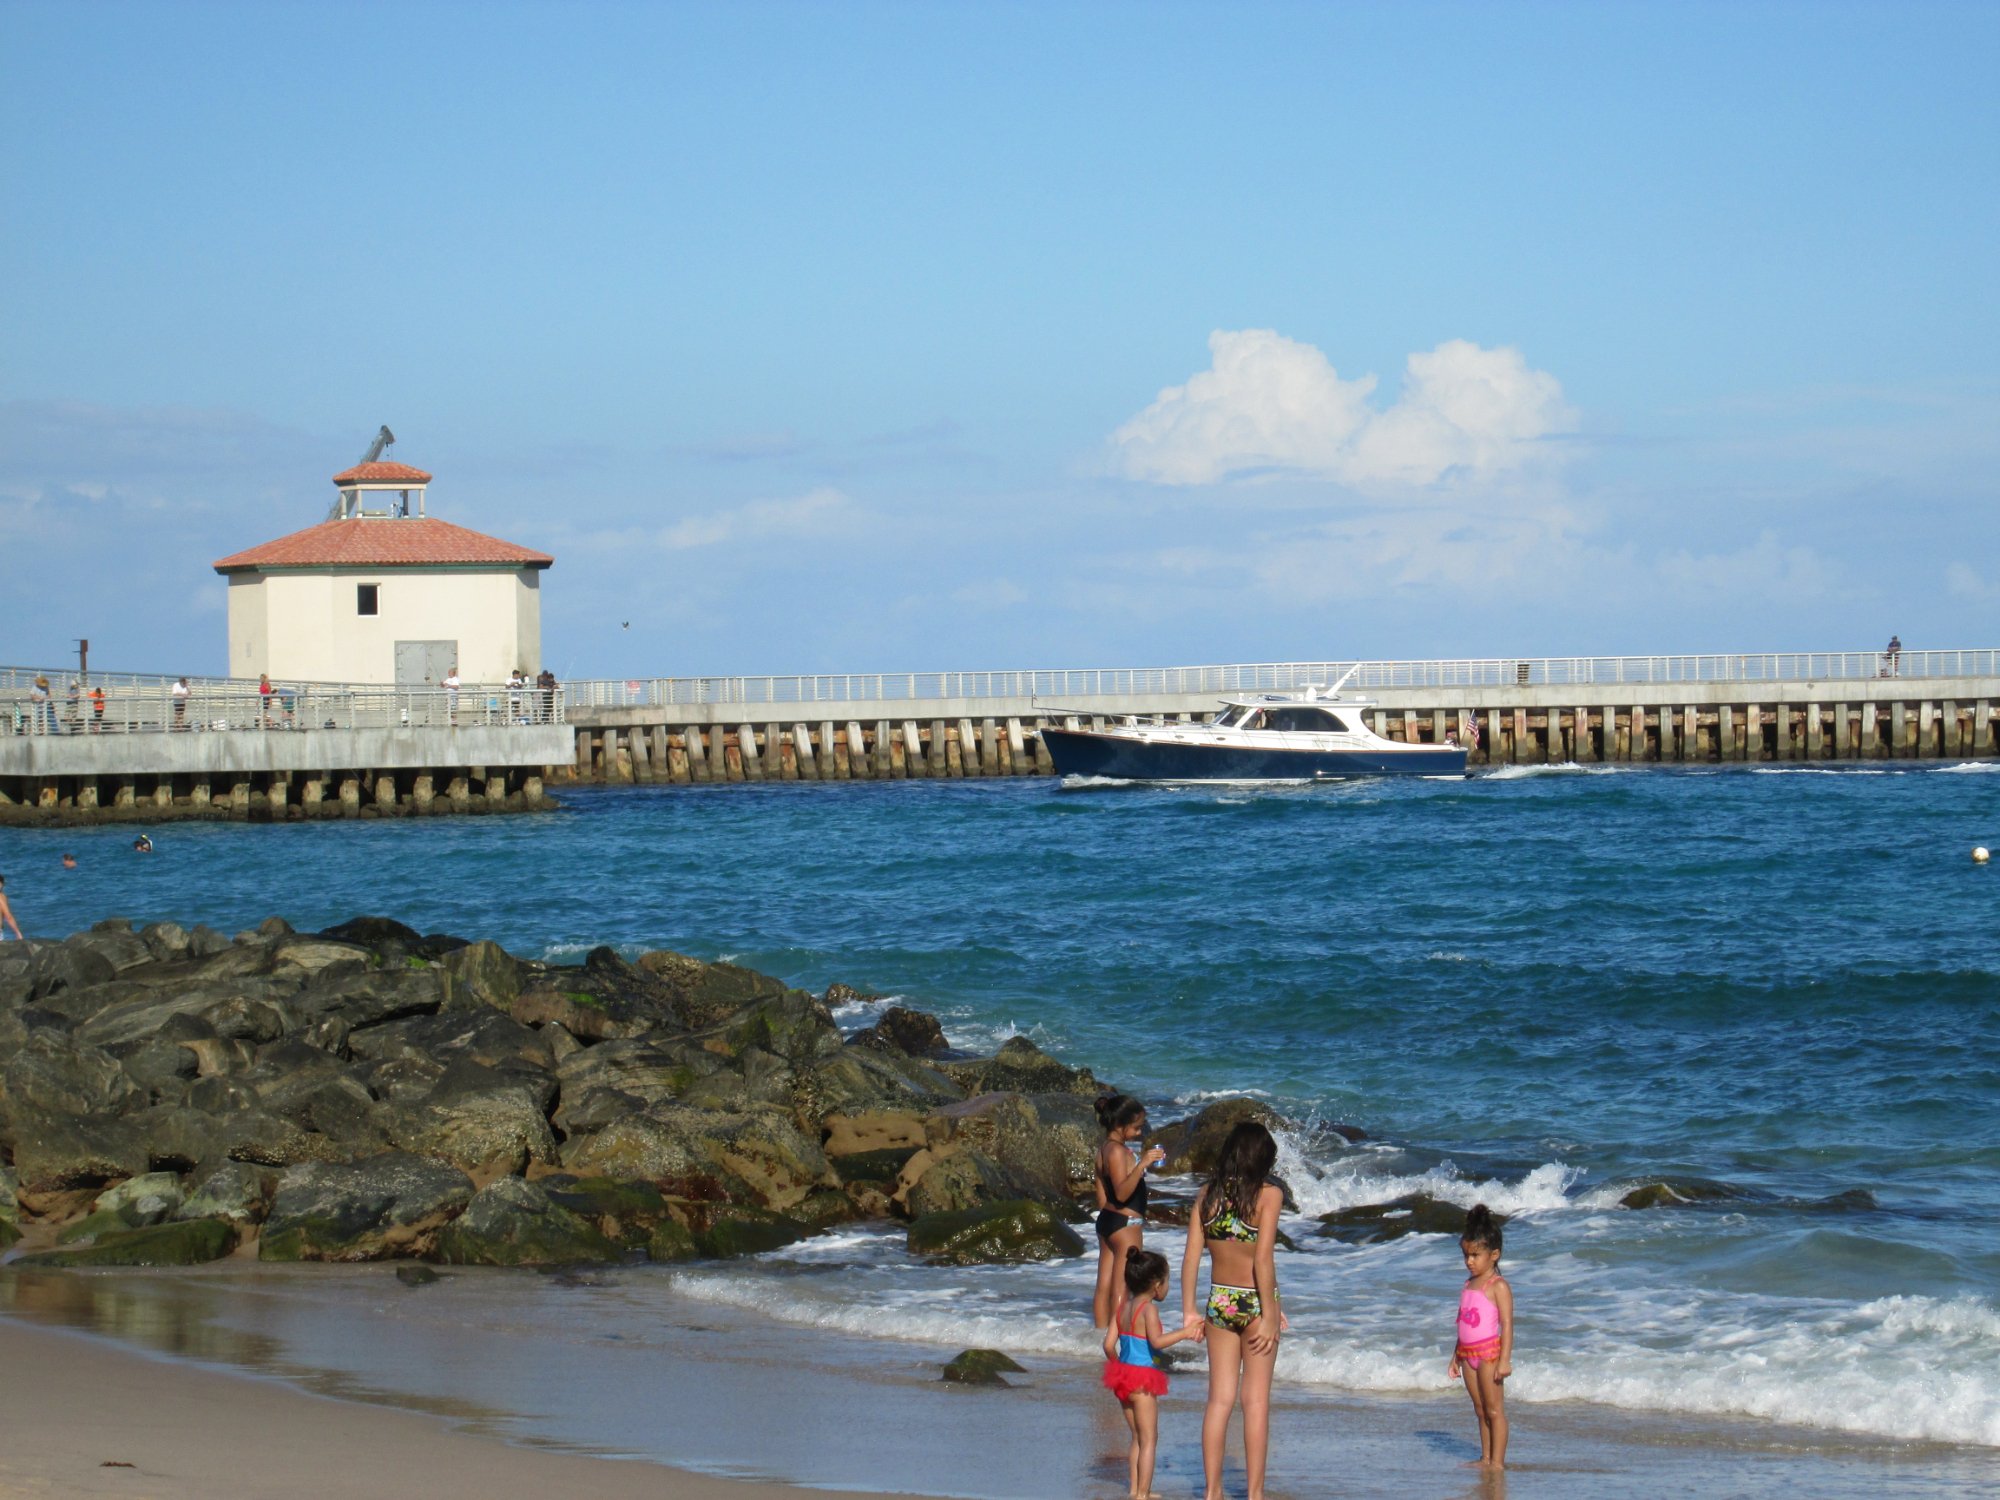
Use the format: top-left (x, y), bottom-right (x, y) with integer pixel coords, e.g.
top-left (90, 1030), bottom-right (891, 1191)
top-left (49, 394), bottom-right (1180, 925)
top-left (646, 1219), bottom-right (699, 1262)
top-left (18, 1217), bottom-right (234, 1267)
top-left (942, 1348), bottom-right (1026, 1386)
top-left (1616, 1176), bottom-right (1758, 1211)
top-left (907, 1199), bottom-right (1085, 1266)
top-left (1316, 1194), bottom-right (1470, 1245)
top-left (694, 1204), bottom-right (811, 1258)
top-left (435, 1178), bottom-right (622, 1267)
top-left (830, 1147), bottom-right (920, 1186)
top-left (0, 1220), bottom-right (19, 1251)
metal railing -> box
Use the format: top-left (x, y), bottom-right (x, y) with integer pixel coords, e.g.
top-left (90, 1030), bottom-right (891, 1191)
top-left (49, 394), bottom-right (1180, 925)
top-left (561, 648), bottom-right (2000, 710)
top-left (1, 671), bottom-right (563, 737)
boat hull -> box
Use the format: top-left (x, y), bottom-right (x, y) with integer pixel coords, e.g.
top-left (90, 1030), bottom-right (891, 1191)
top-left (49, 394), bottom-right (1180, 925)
top-left (1039, 727), bottom-right (1467, 781)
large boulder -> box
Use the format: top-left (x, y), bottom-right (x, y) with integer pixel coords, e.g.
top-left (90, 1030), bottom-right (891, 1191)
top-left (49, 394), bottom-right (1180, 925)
top-left (907, 1200), bottom-right (1086, 1265)
top-left (3, 1030), bottom-right (143, 1120)
top-left (58, 1171), bottom-right (186, 1246)
top-left (821, 1109), bottom-right (930, 1159)
top-left (295, 967), bottom-right (443, 1031)
top-left (9, 1115), bottom-right (150, 1193)
top-left (318, 916), bottom-right (423, 950)
top-left (1145, 1097), bottom-right (1287, 1176)
top-left (259, 1152), bottom-right (474, 1261)
top-left (691, 989), bottom-right (843, 1066)
top-left (928, 1093), bottom-right (1072, 1205)
top-left (561, 1106), bottom-right (833, 1212)
top-left (17, 1218), bottom-right (236, 1268)
top-left (436, 1177), bottom-right (621, 1266)
top-left (347, 1010), bottom-right (557, 1107)
top-left (436, 940), bottom-right (526, 1015)
top-left (850, 1005), bottom-right (951, 1059)
top-left (634, 949), bottom-right (789, 1028)
top-left (73, 980), bottom-right (299, 1053)
top-left (797, 1049), bottom-right (961, 1121)
top-left (892, 1144), bottom-right (1010, 1219)
top-left (683, 1202), bottom-right (811, 1258)
top-left (389, 1061), bottom-right (558, 1175)
top-left (552, 1038), bottom-right (717, 1133)
top-left (939, 1036), bottom-right (1098, 1099)
top-left (27, 940), bottom-right (118, 1001)
top-left (538, 1175), bottom-right (678, 1250)
top-left (1022, 1093), bottom-right (1102, 1190)
top-left (177, 1161), bottom-right (277, 1225)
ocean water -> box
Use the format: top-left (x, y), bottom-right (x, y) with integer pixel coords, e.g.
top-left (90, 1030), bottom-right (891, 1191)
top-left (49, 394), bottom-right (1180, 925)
top-left (4, 764), bottom-right (1998, 1462)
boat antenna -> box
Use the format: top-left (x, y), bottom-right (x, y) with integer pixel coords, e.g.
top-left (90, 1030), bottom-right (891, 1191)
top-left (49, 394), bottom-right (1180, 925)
top-left (1324, 663), bottom-right (1361, 698)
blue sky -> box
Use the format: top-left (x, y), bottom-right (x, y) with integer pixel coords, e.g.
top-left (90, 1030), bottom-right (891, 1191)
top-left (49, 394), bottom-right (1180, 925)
top-left (3, 1), bottom-right (1995, 680)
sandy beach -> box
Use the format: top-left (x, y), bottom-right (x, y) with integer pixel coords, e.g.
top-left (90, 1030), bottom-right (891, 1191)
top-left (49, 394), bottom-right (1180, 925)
top-left (5, 1263), bottom-right (1994, 1500)
top-left (0, 1315), bottom-right (950, 1500)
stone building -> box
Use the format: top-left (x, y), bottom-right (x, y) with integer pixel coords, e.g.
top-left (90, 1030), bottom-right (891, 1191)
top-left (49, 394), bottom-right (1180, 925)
top-left (213, 458), bottom-right (553, 686)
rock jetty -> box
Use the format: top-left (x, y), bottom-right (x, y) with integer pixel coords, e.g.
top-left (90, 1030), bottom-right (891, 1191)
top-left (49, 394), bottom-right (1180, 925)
top-left (0, 915), bottom-right (1154, 1271)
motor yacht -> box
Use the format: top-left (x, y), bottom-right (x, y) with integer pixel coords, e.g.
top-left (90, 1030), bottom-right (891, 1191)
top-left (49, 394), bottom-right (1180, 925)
top-left (1037, 682), bottom-right (1467, 782)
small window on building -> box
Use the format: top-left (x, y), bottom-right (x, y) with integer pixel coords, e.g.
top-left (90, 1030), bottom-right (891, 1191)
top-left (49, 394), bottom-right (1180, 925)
top-left (357, 583), bottom-right (379, 616)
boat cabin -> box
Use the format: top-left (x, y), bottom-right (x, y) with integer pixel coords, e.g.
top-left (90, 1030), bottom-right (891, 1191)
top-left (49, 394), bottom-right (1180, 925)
top-left (1209, 701), bottom-right (1367, 735)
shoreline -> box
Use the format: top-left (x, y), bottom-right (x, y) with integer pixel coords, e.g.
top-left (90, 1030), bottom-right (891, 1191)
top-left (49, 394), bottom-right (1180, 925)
top-left (0, 1314), bottom-right (949, 1500)
top-left (5, 1262), bottom-right (1995, 1500)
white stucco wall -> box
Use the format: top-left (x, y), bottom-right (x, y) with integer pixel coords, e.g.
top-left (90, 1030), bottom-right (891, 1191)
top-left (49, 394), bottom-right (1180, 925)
top-left (226, 567), bottom-right (544, 684)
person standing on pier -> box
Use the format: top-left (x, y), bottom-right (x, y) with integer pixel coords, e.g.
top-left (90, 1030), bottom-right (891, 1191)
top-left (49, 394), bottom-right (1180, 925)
top-left (0, 875), bottom-right (24, 943)
top-left (29, 676), bottom-right (52, 734)
top-left (444, 664), bottom-right (461, 725)
top-left (89, 684), bottom-right (105, 731)
top-left (537, 666), bottom-right (557, 723)
top-left (1884, 635), bottom-right (1902, 677)
top-left (172, 677), bottom-right (189, 730)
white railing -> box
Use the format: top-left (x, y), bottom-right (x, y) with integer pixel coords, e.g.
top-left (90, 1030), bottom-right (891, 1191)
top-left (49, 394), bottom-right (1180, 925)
top-left (561, 648), bottom-right (2000, 710)
top-left (0, 670), bottom-right (563, 737)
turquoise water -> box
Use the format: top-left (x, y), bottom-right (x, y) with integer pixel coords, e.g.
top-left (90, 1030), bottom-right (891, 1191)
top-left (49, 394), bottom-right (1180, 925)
top-left (5, 763), bottom-right (1998, 1451)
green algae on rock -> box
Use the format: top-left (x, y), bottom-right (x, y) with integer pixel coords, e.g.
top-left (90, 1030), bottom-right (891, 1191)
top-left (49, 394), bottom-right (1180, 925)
top-left (907, 1199), bottom-right (1086, 1265)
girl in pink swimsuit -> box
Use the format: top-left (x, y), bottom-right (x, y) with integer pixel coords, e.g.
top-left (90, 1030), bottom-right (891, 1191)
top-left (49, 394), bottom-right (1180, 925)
top-left (1448, 1203), bottom-right (1514, 1469)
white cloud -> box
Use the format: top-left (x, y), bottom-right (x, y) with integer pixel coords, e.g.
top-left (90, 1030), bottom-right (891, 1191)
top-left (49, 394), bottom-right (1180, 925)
top-left (1109, 330), bottom-right (1574, 487)
top-left (657, 486), bottom-right (858, 550)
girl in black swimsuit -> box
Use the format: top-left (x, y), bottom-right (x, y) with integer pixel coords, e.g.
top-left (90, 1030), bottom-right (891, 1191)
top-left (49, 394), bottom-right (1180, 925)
top-left (1092, 1093), bottom-right (1165, 1329)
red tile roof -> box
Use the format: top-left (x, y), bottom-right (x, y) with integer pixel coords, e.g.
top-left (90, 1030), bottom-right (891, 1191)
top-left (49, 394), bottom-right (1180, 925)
top-left (213, 517), bottom-right (554, 572)
top-left (331, 461), bottom-right (435, 485)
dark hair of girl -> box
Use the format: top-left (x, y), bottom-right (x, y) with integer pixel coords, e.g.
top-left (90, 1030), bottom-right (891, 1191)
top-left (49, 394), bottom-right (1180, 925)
top-left (1202, 1121), bottom-right (1277, 1226)
top-left (1123, 1248), bottom-right (1169, 1297)
top-left (1462, 1203), bottom-right (1504, 1251)
top-left (1095, 1093), bottom-right (1147, 1133)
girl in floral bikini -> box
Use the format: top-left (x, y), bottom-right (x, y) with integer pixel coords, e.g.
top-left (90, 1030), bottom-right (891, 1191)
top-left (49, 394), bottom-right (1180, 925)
top-left (1448, 1203), bottom-right (1514, 1468)
top-left (1180, 1121), bottom-right (1284, 1500)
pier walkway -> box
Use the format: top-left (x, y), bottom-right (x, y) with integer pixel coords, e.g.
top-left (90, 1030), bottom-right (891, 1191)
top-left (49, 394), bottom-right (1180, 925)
top-left (2, 670), bottom-right (567, 822)
top-left (558, 648), bottom-right (2000, 782)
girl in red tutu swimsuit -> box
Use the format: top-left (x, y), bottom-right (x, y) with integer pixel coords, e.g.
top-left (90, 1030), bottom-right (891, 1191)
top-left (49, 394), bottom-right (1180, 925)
top-left (1102, 1249), bottom-right (1202, 1500)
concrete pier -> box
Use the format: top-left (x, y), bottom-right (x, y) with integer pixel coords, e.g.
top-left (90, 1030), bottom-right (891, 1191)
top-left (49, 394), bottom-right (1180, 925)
top-left (560, 661), bottom-right (2000, 785)
top-left (0, 725), bottom-right (571, 824)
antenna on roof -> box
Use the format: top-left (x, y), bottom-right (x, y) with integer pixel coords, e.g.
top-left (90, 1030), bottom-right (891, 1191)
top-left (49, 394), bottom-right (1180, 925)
top-left (359, 425), bottom-right (396, 464)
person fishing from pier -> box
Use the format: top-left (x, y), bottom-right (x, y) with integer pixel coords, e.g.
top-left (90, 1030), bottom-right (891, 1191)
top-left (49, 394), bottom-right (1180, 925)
top-left (1092, 1093), bottom-right (1165, 1328)
top-left (1101, 1248), bottom-right (1203, 1500)
top-left (1182, 1121), bottom-right (1284, 1500)
top-left (1449, 1203), bottom-right (1514, 1469)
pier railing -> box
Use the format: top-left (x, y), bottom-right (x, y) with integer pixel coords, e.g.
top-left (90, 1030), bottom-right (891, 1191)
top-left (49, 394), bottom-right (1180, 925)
top-left (560, 648), bottom-right (2000, 709)
top-left (0, 672), bottom-right (563, 737)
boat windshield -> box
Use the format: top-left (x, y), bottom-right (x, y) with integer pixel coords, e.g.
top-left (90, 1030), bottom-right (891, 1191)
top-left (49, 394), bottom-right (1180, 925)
top-left (1211, 707), bottom-right (1244, 728)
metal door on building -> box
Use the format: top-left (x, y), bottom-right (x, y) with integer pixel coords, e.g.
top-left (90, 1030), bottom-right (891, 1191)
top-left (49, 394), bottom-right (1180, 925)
top-left (394, 640), bottom-right (458, 687)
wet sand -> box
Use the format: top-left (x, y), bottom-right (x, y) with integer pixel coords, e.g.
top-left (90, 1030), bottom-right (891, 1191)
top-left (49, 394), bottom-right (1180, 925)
top-left (2, 1264), bottom-right (1993, 1500)
top-left (0, 1315), bottom-right (944, 1500)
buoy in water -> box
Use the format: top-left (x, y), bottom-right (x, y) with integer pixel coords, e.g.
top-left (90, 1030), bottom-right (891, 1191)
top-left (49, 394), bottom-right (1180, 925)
top-left (1976, 847), bottom-right (1991, 864)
